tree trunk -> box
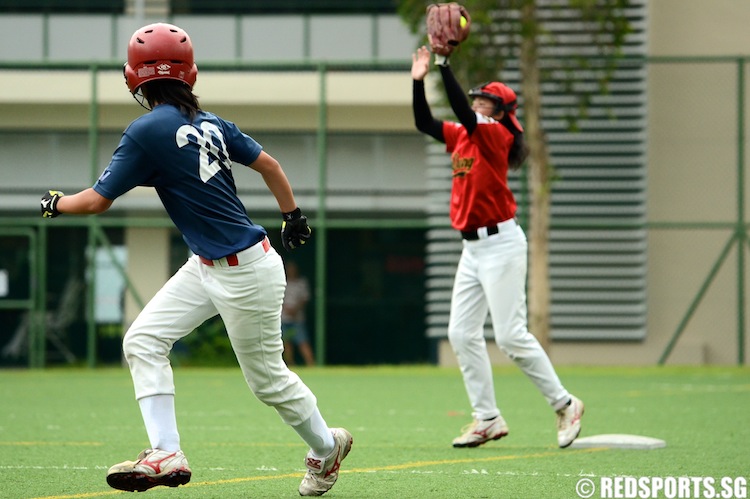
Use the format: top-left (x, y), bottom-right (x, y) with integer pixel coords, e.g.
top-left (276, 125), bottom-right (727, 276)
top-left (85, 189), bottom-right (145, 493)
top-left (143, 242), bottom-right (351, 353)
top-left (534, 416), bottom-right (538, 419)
top-left (519, 1), bottom-right (552, 352)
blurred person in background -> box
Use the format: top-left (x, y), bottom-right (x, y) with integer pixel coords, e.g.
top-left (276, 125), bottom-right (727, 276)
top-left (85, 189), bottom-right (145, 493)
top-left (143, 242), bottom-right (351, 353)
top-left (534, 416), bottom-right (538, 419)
top-left (282, 260), bottom-right (316, 367)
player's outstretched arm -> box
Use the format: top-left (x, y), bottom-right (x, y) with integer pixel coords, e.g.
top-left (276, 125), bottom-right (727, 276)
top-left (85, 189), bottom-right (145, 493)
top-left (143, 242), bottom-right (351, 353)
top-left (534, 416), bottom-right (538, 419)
top-left (439, 64), bottom-right (477, 134)
top-left (41, 188), bottom-right (113, 218)
top-left (411, 46), bottom-right (431, 81)
top-left (412, 46), bottom-right (445, 142)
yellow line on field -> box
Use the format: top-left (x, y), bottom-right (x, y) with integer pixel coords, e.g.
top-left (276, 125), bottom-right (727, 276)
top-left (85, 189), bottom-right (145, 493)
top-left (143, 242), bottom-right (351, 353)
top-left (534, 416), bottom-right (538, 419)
top-left (0, 442), bottom-right (103, 447)
top-left (29, 493), bottom-right (122, 499)
top-left (30, 447), bottom-right (608, 499)
top-left (625, 383), bottom-right (750, 397)
top-left (346, 447), bottom-right (608, 472)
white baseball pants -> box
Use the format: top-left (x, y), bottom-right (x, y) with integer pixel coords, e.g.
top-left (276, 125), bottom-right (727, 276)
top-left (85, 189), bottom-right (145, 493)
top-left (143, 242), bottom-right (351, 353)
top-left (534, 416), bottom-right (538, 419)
top-left (122, 239), bottom-right (317, 426)
top-left (447, 219), bottom-right (570, 421)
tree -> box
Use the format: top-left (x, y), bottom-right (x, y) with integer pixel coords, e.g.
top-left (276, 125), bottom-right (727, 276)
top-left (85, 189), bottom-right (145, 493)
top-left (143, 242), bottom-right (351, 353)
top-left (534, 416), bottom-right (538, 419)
top-left (399, 0), bottom-right (631, 350)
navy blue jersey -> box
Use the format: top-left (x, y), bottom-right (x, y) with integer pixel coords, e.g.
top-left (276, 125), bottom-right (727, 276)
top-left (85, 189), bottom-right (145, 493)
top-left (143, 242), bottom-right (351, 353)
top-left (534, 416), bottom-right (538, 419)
top-left (93, 104), bottom-right (267, 259)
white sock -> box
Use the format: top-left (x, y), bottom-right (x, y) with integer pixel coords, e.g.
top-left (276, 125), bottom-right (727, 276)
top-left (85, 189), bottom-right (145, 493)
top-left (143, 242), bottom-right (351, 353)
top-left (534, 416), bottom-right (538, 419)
top-left (138, 394), bottom-right (181, 452)
top-left (292, 408), bottom-right (335, 457)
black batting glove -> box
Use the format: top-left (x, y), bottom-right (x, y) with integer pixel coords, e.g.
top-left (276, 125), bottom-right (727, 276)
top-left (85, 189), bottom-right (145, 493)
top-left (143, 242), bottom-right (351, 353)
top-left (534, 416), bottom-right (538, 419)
top-left (41, 190), bottom-right (64, 218)
top-left (281, 207), bottom-right (311, 251)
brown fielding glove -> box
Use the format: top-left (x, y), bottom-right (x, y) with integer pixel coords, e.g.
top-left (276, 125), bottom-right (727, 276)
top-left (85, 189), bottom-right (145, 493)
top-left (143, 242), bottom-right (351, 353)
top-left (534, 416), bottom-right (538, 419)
top-left (426, 3), bottom-right (471, 57)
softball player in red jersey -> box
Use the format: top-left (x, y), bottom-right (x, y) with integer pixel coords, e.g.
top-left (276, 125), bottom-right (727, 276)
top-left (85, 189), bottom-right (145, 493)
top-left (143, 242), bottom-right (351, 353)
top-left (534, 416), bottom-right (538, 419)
top-left (411, 46), bottom-right (584, 448)
top-left (40, 23), bottom-right (351, 496)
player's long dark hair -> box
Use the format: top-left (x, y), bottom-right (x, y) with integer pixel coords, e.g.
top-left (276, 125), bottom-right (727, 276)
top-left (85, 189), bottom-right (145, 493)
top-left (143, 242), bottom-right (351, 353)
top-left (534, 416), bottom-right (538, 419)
top-left (501, 114), bottom-right (530, 170)
top-left (141, 80), bottom-right (201, 120)
top-left (508, 134), bottom-right (530, 170)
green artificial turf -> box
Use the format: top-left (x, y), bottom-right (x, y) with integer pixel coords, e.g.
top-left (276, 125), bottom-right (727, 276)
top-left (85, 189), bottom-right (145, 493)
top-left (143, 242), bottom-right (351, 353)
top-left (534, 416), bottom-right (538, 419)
top-left (0, 365), bottom-right (748, 498)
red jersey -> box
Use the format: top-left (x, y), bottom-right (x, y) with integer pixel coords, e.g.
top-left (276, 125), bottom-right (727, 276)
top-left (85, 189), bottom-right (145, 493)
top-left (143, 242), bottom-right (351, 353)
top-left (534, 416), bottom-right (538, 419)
top-left (442, 114), bottom-right (517, 232)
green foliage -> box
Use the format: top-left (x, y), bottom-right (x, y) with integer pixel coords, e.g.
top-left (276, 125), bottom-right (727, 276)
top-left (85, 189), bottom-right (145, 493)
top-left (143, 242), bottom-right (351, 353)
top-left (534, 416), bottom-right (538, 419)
top-left (172, 316), bottom-right (238, 367)
top-left (399, 0), bottom-right (523, 90)
top-left (569, 0), bottom-right (633, 53)
top-left (96, 323), bottom-right (122, 338)
top-left (398, 0), bottom-right (633, 127)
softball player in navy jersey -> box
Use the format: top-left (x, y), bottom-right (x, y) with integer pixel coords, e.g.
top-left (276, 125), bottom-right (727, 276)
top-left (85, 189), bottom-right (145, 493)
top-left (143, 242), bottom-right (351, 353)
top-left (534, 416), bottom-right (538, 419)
top-left (41, 23), bottom-right (351, 496)
top-left (411, 46), bottom-right (584, 449)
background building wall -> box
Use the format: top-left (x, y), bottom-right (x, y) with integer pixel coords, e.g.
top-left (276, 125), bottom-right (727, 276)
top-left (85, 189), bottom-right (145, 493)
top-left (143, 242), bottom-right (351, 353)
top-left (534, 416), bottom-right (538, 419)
top-left (1, 2), bottom-right (749, 365)
top-left (543, 0), bottom-right (750, 365)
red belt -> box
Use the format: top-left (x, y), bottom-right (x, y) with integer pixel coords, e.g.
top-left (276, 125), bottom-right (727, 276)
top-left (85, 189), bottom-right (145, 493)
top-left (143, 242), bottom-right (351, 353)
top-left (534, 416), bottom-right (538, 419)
top-left (199, 237), bottom-right (270, 267)
top-left (200, 254), bottom-right (238, 266)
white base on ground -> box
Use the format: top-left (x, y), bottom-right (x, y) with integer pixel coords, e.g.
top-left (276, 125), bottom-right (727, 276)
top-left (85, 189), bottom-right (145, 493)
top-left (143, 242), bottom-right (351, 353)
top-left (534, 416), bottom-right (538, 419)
top-left (570, 434), bottom-right (666, 450)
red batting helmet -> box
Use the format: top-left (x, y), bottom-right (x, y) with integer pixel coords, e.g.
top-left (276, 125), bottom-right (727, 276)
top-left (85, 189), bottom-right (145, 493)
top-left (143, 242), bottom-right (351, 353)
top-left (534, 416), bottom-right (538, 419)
top-left (469, 81), bottom-right (523, 132)
top-left (124, 23), bottom-right (198, 94)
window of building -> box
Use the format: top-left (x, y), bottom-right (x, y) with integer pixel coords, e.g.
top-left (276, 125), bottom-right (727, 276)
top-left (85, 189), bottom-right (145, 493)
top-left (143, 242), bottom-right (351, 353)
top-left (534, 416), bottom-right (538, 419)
top-left (0, 0), bottom-right (123, 14)
top-left (171, 0), bottom-right (397, 15)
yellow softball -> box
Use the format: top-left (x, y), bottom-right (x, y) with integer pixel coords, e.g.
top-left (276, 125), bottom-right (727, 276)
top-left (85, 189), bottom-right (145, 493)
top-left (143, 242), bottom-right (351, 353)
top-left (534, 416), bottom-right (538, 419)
top-left (460, 16), bottom-right (468, 28)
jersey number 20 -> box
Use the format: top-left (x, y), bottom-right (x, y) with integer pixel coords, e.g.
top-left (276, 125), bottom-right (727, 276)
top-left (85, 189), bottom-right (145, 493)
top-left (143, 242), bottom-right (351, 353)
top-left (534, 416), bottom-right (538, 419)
top-left (176, 122), bottom-right (232, 183)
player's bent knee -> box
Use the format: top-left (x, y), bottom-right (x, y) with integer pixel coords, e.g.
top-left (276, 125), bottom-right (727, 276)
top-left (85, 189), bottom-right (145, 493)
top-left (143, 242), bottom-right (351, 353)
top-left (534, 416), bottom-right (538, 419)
top-left (495, 329), bottom-right (544, 358)
top-left (122, 329), bottom-right (171, 361)
top-left (448, 328), bottom-right (484, 352)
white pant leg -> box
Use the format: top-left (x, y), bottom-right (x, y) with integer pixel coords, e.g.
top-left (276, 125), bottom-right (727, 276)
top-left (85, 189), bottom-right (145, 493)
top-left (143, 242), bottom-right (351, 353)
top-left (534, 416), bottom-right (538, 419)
top-left (124, 257), bottom-right (217, 399)
top-left (447, 245), bottom-right (500, 421)
top-left (201, 246), bottom-right (317, 426)
top-left (477, 225), bottom-right (570, 408)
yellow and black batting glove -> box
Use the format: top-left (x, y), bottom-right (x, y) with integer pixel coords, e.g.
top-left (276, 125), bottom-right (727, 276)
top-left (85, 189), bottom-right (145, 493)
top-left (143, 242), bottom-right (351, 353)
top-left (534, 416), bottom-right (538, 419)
top-left (41, 190), bottom-right (64, 218)
top-left (281, 207), bottom-right (312, 251)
